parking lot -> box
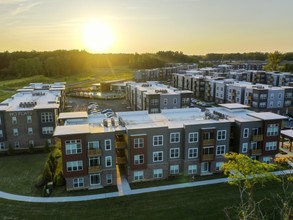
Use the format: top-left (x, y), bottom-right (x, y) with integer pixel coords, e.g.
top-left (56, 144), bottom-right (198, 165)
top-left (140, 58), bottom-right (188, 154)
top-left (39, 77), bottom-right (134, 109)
top-left (65, 97), bottom-right (131, 113)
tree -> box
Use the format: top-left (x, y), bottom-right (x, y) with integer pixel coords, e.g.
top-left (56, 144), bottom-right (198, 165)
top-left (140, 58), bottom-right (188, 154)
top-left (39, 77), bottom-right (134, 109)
top-left (221, 153), bottom-right (279, 220)
top-left (265, 51), bottom-right (283, 72)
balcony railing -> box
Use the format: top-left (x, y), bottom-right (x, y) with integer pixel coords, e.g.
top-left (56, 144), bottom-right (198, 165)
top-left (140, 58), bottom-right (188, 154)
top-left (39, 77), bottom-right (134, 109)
top-left (202, 139), bottom-right (215, 145)
top-left (88, 165), bottom-right (102, 173)
top-left (202, 154), bottom-right (214, 161)
top-left (88, 149), bottom-right (102, 156)
top-left (116, 141), bottom-right (127, 149)
top-left (251, 149), bottom-right (262, 156)
top-left (251, 134), bottom-right (263, 142)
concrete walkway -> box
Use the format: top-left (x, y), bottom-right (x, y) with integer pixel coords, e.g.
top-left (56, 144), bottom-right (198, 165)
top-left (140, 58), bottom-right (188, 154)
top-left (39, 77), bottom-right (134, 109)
top-left (0, 169), bottom-right (292, 203)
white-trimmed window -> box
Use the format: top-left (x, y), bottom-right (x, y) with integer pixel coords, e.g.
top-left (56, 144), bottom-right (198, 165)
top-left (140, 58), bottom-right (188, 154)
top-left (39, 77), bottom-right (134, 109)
top-left (88, 141), bottom-right (99, 149)
top-left (133, 171), bottom-right (144, 181)
top-left (170, 132), bottom-right (180, 143)
top-left (189, 132), bottom-right (198, 143)
top-left (15, 141), bottom-right (20, 148)
top-left (28, 128), bottom-right (33, 135)
top-left (27, 115), bottom-right (32, 123)
top-left (12, 116), bottom-right (17, 124)
top-left (188, 148), bottom-right (198, 158)
top-left (105, 139), bottom-right (111, 151)
top-left (164, 98), bottom-right (168, 105)
top-left (153, 169), bottom-right (163, 178)
top-left (134, 138), bottom-right (144, 148)
top-left (265, 142), bottom-right (277, 151)
top-left (13, 128), bottom-right (18, 136)
top-left (188, 165), bottom-right (197, 174)
top-left (242, 143), bottom-right (248, 153)
top-left (173, 98), bottom-right (177, 104)
top-left (170, 148), bottom-right (180, 158)
top-left (73, 178), bottom-right (84, 188)
top-left (0, 130), bottom-right (3, 138)
top-left (67, 161), bottom-right (83, 172)
top-left (217, 130), bottom-right (226, 140)
top-left (42, 127), bottom-right (54, 134)
top-left (170, 165), bottom-right (179, 174)
top-left (153, 135), bottom-right (163, 146)
top-left (106, 174), bottom-right (112, 184)
top-left (153, 151), bottom-right (163, 162)
top-left (41, 112), bottom-right (53, 123)
top-left (29, 140), bottom-right (34, 147)
top-left (215, 162), bottom-right (224, 171)
top-left (90, 174), bottom-right (101, 185)
top-left (267, 124), bottom-right (279, 136)
top-left (243, 128), bottom-right (249, 138)
top-left (134, 154), bottom-right (144, 165)
top-left (216, 145), bottom-right (225, 155)
top-left (65, 140), bottom-right (82, 155)
top-left (150, 99), bottom-right (159, 105)
top-left (182, 97), bottom-right (190, 104)
top-left (105, 156), bottom-right (112, 167)
top-left (263, 156), bottom-right (271, 164)
top-left (89, 156), bottom-right (100, 167)
top-left (0, 142), bottom-right (5, 150)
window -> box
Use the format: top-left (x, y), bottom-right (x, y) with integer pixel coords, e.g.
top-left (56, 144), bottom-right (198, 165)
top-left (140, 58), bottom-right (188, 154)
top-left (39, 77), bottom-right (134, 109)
top-left (15, 141), bottom-right (20, 148)
top-left (182, 97), bottom-right (190, 104)
top-left (88, 141), bottom-right (99, 149)
top-left (90, 174), bottom-right (101, 185)
top-left (170, 165), bottom-right (179, 174)
top-left (150, 108), bottom-right (159, 113)
top-left (215, 162), bottom-right (224, 171)
top-left (0, 130), bottom-right (3, 138)
top-left (243, 128), bottom-right (249, 138)
top-left (216, 145), bottom-right (225, 155)
top-left (133, 171), bottom-right (144, 181)
top-left (67, 161), bottom-right (83, 172)
top-left (65, 140), bottom-right (82, 155)
top-left (29, 140), bottom-right (34, 147)
top-left (189, 132), bottom-right (198, 143)
top-left (134, 138), bottom-right (144, 148)
top-left (153, 169), bottom-right (163, 178)
top-left (188, 165), bottom-right (197, 174)
top-left (73, 178), bottom-right (84, 188)
top-left (27, 115), bottom-right (32, 123)
top-left (242, 143), bottom-right (248, 153)
top-left (170, 132), bottom-right (180, 143)
top-left (13, 128), bottom-right (18, 136)
top-left (170, 148), bottom-right (180, 158)
top-left (0, 142), bottom-right (5, 150)
top-left (89, 156), bottom-right (100, 167)
top-left (42, 127), bottom-right (54, 134)
top-left (12, 116), bottom-right (17, 124)
top-left (105, 139), bottom-right (111, 151)
top-left (105, 156), bottom-right (112, 167)
top-left (106, 174), bottom-right (112, 184)
top-left (278, 93), bottom-right (282, 99)
top-left (27, 128), bottom-right (33, 135)
top-left (164, 98), bottom-right (168, 105)
top-left (153, 135), bottom-right (163, 146)
top-left (173, 98), bottom-right (177, 104)
top-left (134, 155), bottom-right (144, 165)
top-left (265, 142), bottom-right (277, 151)
top-left (150, 99), bottom-right (159, 105)
top-left (267, 124), bottom-right (279, 136)
top-left (270, 93), bottom-right (274, 99)
top-left (41, 112), bottom-right (53, 123)
top-left (188, 148), bottom-right (198, 159)
top-left (263, 156), bottom-right (271, 164)
top-left (217, 130), bottom-right (226, 140)
top-left (153, 151), bottom-right (163, 162)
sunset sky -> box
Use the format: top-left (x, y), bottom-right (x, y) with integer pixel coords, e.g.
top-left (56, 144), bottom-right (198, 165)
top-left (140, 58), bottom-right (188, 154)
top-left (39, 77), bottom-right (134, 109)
top-left (1, 0), bottom-right (293, 55)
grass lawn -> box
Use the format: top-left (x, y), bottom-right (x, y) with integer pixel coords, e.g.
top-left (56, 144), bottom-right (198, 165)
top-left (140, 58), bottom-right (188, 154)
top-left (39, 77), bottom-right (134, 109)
top-left (0, 182), bottom-right (288, 220)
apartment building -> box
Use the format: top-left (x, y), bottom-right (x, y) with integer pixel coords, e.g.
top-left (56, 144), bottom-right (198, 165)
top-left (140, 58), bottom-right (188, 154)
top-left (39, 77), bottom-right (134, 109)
top-left (0, 82), bottom-right (65, 152)
top-left (126, 81), bottom-right (192, 113)
top-left (54, 104), bottom-right (286, 190)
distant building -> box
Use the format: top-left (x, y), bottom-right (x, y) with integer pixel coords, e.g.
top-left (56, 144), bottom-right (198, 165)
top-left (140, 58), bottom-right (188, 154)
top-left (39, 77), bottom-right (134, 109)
top-left (0, 82), bottom-right (65, 152)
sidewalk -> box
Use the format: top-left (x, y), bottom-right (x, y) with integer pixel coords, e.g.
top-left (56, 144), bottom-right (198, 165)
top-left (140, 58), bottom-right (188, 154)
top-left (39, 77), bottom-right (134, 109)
top-left (0, 169), bottom-right (292, 203)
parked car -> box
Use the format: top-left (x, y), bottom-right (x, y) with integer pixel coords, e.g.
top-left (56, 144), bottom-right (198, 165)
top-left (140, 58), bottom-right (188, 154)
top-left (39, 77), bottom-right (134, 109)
top-left (101, 109), bottom-right (113, 114)
top-left (105, 112), bottom-right (115, 118)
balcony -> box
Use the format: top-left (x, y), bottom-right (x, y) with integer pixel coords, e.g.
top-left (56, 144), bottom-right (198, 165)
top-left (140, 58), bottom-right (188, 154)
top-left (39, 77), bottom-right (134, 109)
top-left (251, 149), bottom-right (262, 156)
top-left (88, 149), bottom-right (102, 156)
top-left (202, 139), bottom-right (215, 145)
top-left (88, 165), bottom-right (102, 173)
top-left (247, 96), bottom-right (252, 100)
top-left (202, 154), bottom-right (214, 161)
top-left (251, 134), bottom-right (263, 142)
top-left (116, 157), bottom-right (127, 165)
top-left (116, 141), bottom-right (127, 149)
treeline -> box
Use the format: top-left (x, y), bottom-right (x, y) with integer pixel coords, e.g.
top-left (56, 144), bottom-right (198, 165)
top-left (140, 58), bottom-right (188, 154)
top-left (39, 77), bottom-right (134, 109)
top-left (1, 50), bottom-right (293, 80)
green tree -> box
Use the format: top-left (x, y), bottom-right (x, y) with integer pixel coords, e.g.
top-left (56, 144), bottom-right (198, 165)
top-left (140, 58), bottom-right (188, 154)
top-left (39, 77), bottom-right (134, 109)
top-left (221, 153), bottom-right (278, 220)
top-left (265, 51), bottom-right (283, 71)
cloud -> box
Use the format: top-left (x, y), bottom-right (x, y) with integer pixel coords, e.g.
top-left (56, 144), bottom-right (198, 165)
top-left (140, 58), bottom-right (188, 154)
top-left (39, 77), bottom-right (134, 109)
top-left (0, 0), bottom-right (28, 4)
top-left (11, 1), bottom-right (41, 15)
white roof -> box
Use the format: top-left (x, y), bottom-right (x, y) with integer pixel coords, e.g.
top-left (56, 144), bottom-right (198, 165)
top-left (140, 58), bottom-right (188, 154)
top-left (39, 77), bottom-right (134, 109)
top-left (219, 103), bottom-right (250, 109)
top-left (59, 112), bottom-right (88, 120)
top-left (281, 130), bottom-right (293, 138)
top-left (54, 124), bottom-right (90, 136)
top-left (248, 112), bottom-right (287, 120)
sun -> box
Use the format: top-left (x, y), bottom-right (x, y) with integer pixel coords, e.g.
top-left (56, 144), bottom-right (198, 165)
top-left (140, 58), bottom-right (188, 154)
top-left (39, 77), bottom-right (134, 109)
top-left (82, 22), bottom-right (114, 53)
